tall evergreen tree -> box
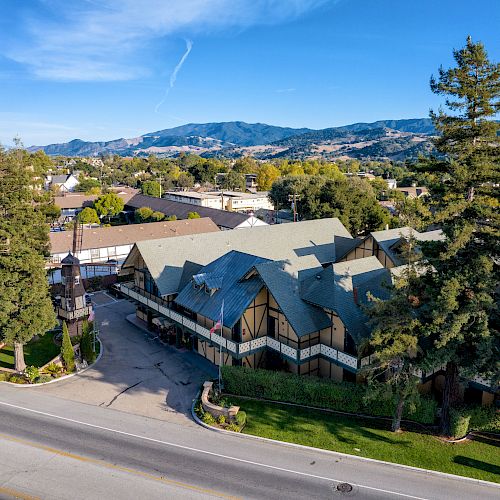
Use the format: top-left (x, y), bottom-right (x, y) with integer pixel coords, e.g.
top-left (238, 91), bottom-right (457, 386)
top-left (0, 146), bottom-right (56, 371)
top-left (365, 232), bottom-right (424, 432)
top-left (419, 37), bottom-right (499, 435)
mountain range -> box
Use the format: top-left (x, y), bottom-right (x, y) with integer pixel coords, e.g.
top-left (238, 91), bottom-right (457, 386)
top-left (29, 118), bottom-right (436, 160)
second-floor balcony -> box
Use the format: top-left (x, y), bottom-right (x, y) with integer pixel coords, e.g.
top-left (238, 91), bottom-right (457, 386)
top-left (115, 282), bottom-right (360, 372)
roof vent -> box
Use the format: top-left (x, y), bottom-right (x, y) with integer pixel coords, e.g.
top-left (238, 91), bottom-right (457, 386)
top-left (316, 275), bottom-right (321, 280)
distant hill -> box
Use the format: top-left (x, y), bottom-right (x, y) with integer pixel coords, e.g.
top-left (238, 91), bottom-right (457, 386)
top-left (29, 118), bottom-right (436, 160)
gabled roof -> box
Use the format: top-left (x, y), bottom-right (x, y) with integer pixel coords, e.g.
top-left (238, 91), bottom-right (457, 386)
top-left (254, 260), bottom-right (331, 337)
top-left (50, 218), bottom-right (219, 254)
top-left (301, 256), bottom-right (393, 344)
top-left (51, 174), bottom-right (74, 184)
top-left (174, 251), bottom-right (268, 328)
top-left (126, 194), bottom-right (252, 229)
top-left (370, 227), bottom-right (444, 266)
top-left (122, 217), bottom-right (353, 296)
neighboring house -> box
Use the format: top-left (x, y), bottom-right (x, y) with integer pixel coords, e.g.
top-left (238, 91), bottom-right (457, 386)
top-left (396, 186), bottom-right (429, 198)
top-left (49, 217), bottom-right (219, 265)
top-left (54, 187), bottom-right (138, 221)
top-left (126, 194), bottom-right (268, 230)
top-left (164, 190), bottom-right (274, 212)
top-left (338, 227), bottom-right (445, 269)
top-left (46, 174), bottom-right (80, 193)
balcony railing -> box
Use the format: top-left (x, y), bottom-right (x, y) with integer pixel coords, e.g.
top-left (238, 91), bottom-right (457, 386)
top-left (116, 282), bottom-right (360, 372)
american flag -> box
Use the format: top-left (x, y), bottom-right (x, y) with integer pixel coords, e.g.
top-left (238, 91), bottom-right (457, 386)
top-left (209, 301), bottom-right (224, 335)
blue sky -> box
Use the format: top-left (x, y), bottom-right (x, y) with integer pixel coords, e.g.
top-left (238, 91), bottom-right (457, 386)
top-left (1, 0), bottom-right (499, 146)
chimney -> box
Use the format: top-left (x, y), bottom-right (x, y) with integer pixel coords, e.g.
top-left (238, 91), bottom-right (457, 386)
top-left (353, 287), bottom-right (359, 305)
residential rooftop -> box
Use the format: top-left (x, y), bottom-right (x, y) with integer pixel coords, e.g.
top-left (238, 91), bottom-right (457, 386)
top-left (49, 217), bottom-right (219, 254)
top-left (126, 193), bottom-right (266, 229)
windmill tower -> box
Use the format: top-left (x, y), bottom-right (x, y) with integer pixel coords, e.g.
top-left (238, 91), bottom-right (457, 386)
top-left (57, 221), bottom-right (91, 336)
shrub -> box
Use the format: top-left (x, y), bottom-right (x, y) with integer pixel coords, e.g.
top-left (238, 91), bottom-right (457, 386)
top-left (450, 408), bottom-right (471, 438)
top-left (453, 405), bottom-right (500, 434)
top-left (0, 372), bottom-right (10, 382)
top-left (202, 412), bottom-right (216, 425)
top-left (25, 366), bottom-right (40, 384)
top-left (45, 362), bottom-right (63, 376)
top-left (221, 366), bottom-right (438, 425)
top-left (235, 411), bottom-right (247, 428)
top-left (81, 320), bottom-right (96, 363)
top-left (226, 423), bottom-right (241, 432)
top-left (217, 415), bottom-right (226, 425)
top-left (61, 322), bottom-right (75, 372)
top-left (36, 374), bottom-right (53, 384)
top-left (9, 375), bottom-right (27, 384)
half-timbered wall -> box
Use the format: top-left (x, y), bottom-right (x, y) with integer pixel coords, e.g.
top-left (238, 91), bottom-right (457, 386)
top-left (342, 236), bottom-right (374, 261)
top-left (342, 236), bottom-right (395, 269)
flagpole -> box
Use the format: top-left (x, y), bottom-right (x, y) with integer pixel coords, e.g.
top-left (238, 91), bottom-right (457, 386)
top-left (218, 300), bottom-right (224, 392)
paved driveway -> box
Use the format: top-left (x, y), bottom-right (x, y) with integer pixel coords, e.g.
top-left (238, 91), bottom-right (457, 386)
top-left (38, 292), bottom-right (216, 426)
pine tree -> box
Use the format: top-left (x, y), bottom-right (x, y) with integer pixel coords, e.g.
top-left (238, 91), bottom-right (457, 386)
top-left (61, 321), bottom-right (75, 372)
top-left (0, 146), bottom-right (56, 371)
top-left (365, 231), bottom-right (424, 432)
top-left (419, 37), bottom-right (499, 435)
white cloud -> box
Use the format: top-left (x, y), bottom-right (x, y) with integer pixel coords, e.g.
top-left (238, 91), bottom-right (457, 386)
top-left (6, 0), bottom-right (331, 81)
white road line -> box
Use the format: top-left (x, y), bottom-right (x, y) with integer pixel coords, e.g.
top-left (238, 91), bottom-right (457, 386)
top-left (0, 400), bottom-right (430, 500)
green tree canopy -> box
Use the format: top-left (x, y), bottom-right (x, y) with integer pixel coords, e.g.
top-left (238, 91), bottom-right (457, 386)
top-left (93, 193), bottom-right (124, 221)
top-left (150, 211), bottom-right (165, 222)
top-left (0, 147), bottom-right (56, 371)
top-left (141, 180), bottom-right (161, 198)
top-left (220, 171), bottom-right (246, 191)
top-left (75, 178), bottom-right (101, 194)
top-left (134, 206), bottom-right (154, 223)
top-left (77, 207), bottom-right (100, 225)
top-left (270, 175), bottom-right (393, 234)
top-left (419, 37), bottom-right (499, 435)
top-left (187, 211), bottom-right (200, 219)
top-left (256, 163), bottom-right (280, 190)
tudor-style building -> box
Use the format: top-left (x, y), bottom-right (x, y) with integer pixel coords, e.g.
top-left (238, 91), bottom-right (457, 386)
top-left (116, 219), bottom-right (393, 382)
top-left (115, 220), bottom-right (497, 403)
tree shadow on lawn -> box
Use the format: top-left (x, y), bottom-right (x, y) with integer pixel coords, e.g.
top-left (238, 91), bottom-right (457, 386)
top-left (453, 456), bottom-right (500, 476)
top-left (0, 347), bottom-right (15, 369)
top-left (244, 402), bottom-right (412, 447)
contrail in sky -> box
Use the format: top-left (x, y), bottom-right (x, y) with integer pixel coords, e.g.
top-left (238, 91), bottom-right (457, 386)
top-left (155, 39), bottom-right (193, 113)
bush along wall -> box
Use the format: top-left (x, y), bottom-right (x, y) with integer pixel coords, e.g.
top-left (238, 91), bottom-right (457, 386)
top-left (221, 366), bottom-right (438, 425)
top-left (450, 405), bottom-right (500, 437)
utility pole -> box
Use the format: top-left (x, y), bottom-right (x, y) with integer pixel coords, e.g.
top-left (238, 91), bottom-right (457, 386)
top-left (158, 173), bottom-right (162, 198)
top-left (288, 193), bottom-right (301, 222)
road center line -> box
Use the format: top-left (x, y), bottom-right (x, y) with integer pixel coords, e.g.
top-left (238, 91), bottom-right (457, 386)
top-left (0, 399), bottom-right (429, 500)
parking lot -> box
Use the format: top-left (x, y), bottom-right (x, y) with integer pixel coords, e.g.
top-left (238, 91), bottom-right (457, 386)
top-left (38, 292), bottom-right (217, 426)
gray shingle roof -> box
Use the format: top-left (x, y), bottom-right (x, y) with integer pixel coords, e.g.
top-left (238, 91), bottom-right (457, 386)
top-left (254, 260), bottom-right (332, 337)
top-left (370, 227), bottom-right (444, 267)
top-left (301, 256), bottom-right (393, 345)
top-left (174, 251), bottom-right (267, 328)
top-left (124, 217), bottom-right (352, 296)
top-left (126, 194), bottom-right (251, 229)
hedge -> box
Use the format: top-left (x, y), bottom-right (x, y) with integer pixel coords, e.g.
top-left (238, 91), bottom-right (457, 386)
top-left (221, 366), bottom-right (438, 425)
top-left (453, 405), bottom-right (500, 435)
top-left (450, 408), bottom-right (471, 438)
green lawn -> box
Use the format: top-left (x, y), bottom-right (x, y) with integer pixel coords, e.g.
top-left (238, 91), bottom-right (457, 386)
top-left (230, 398), bottom-right (500, 483)
top-left (0, 332), bottom-right (60, 369)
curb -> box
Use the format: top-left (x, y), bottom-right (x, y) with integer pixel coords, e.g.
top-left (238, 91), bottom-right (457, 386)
top-left (190, 397), bottom-right (500, 489)
top-left (0, 339), bottom-right (104, 388)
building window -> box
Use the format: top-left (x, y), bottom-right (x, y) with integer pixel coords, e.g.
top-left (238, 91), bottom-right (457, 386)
top-left (75, 276), bottom-right (80, 285)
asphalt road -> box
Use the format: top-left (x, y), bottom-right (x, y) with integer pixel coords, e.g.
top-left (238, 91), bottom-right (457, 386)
top-left (0, 386), bottom-right (498, 500)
